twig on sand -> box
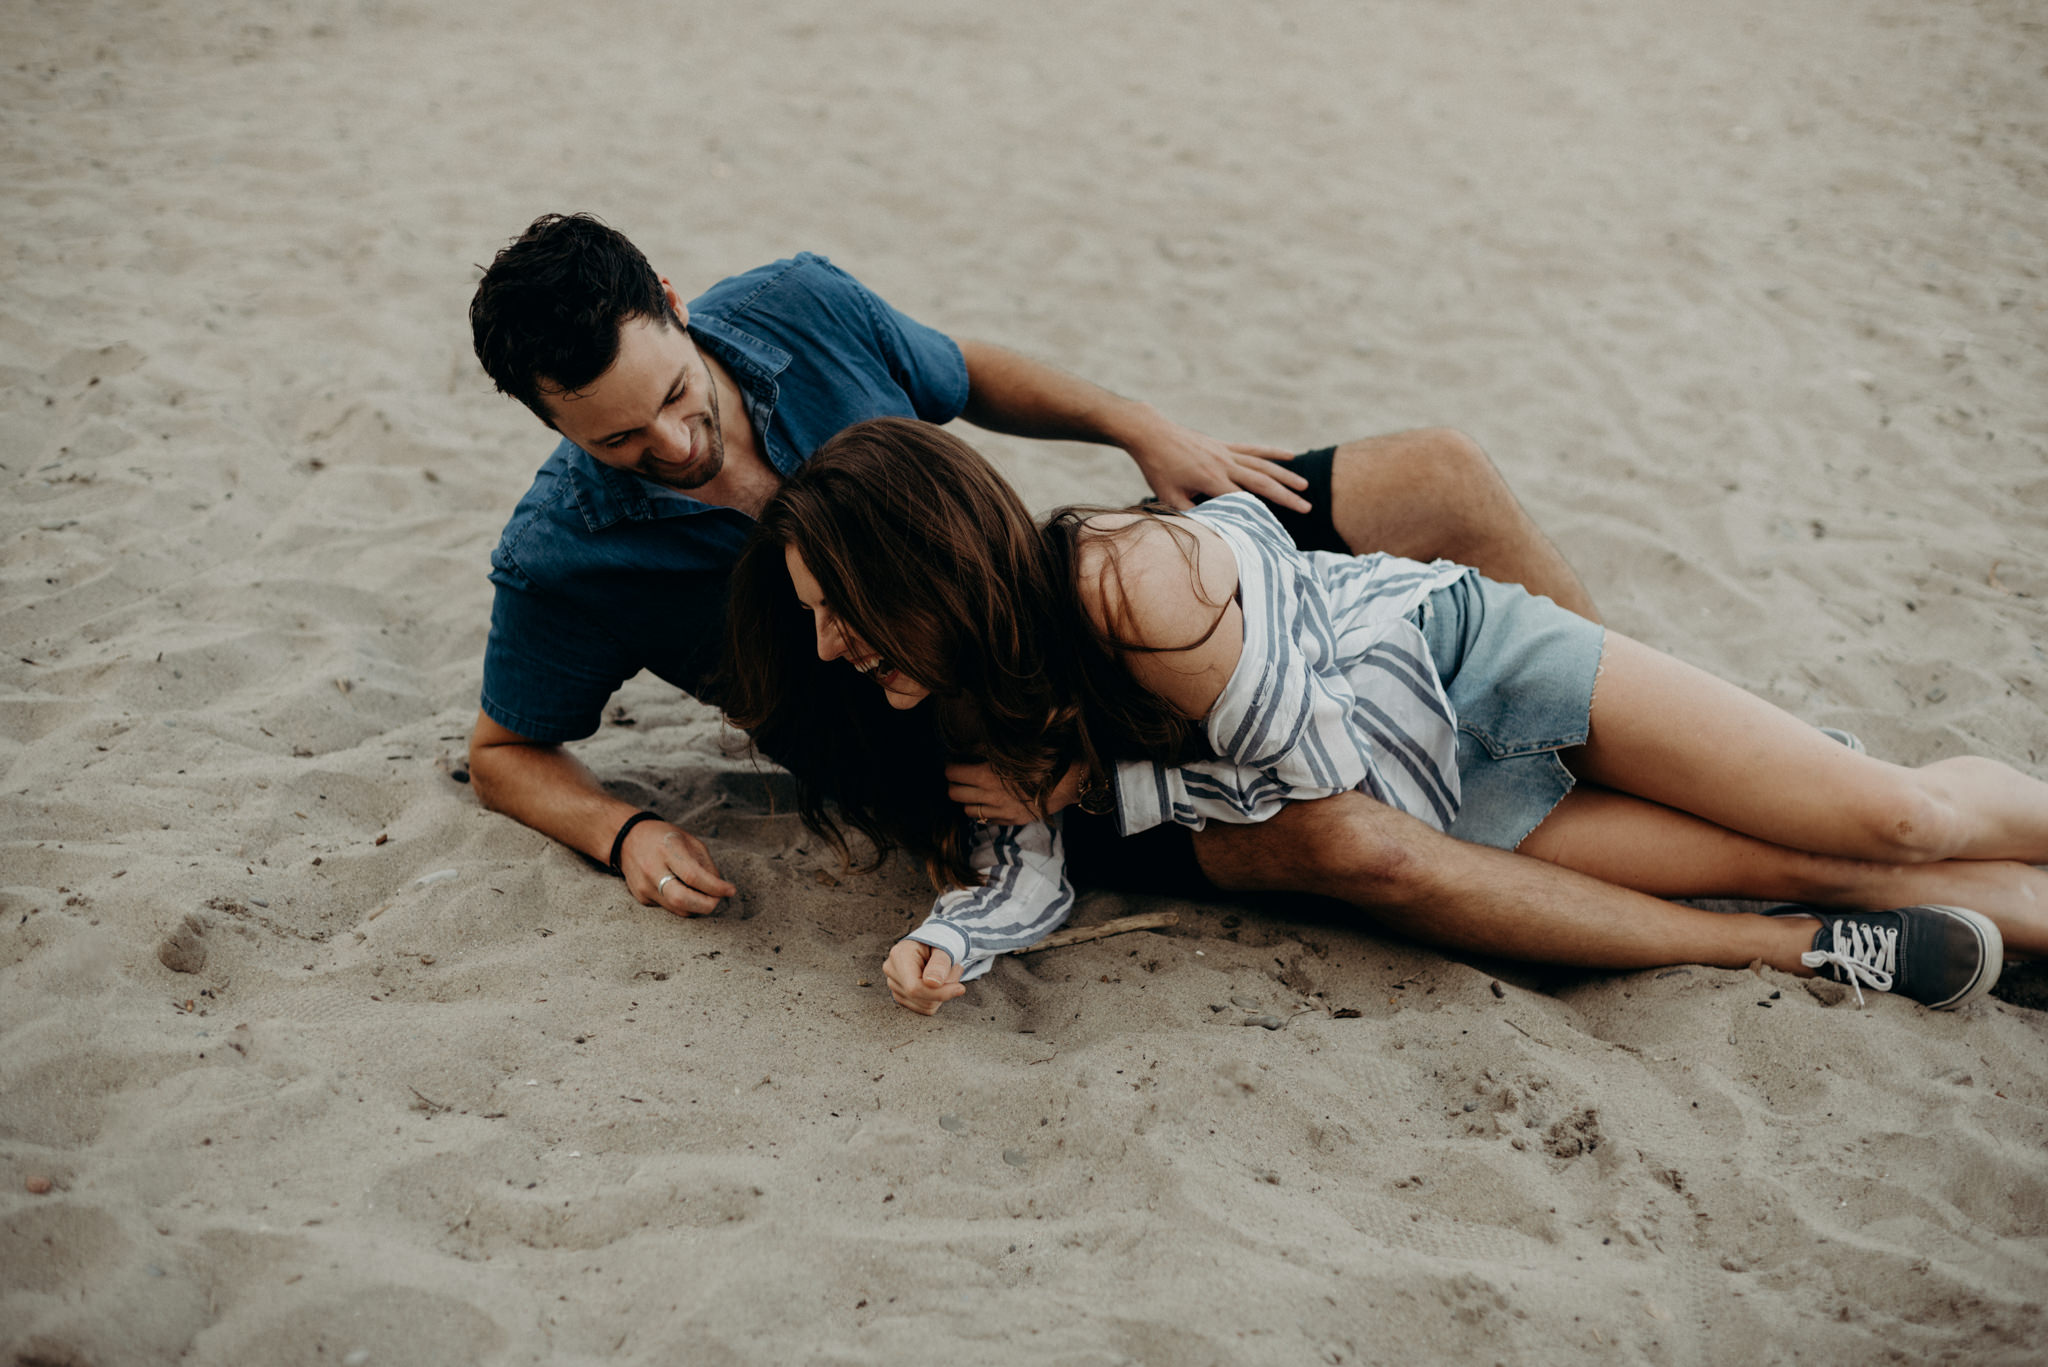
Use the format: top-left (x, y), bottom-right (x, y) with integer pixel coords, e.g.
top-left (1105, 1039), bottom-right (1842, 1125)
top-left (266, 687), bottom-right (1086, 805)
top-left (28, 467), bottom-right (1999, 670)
top-left (1011, 912), bottom-right (1179, 954)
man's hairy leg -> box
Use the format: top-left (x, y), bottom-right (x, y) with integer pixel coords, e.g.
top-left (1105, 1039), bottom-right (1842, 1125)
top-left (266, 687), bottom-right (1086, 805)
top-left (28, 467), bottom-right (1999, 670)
top-left (1326, 428), bottom-right (1598, 622)
top-left (1190, 792), bottom-right (1815, 973)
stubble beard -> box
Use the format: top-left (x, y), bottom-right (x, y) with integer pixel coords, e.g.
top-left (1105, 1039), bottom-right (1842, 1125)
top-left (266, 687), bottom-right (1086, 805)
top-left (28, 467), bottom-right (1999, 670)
top-left (645, 360), bottom-right (727, 492)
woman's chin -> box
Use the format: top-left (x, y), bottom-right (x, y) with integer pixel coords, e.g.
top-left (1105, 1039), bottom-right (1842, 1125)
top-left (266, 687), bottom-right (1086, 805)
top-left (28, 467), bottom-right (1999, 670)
top-left (880, 676), bottom-right (931, 709)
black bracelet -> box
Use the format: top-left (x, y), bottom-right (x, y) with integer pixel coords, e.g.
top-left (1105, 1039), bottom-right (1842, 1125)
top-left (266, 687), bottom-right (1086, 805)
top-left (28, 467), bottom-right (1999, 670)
top-left (608, 810), bottom-right (661, 876)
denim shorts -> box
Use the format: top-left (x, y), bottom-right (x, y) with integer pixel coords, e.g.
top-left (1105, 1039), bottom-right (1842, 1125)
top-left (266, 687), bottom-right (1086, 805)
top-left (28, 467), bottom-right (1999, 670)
top-left (1415, 572), bottom-right (1606, 851)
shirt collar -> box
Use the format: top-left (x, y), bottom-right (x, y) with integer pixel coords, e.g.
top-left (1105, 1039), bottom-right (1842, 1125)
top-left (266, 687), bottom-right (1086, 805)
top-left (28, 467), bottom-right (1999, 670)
top-left (559, 315), bottom-right (794, 531)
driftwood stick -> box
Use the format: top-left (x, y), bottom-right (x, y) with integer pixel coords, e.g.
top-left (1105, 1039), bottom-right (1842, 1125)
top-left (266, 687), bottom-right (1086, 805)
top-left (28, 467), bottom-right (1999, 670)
top-left (1012, 912), bottom-right (1179, 954)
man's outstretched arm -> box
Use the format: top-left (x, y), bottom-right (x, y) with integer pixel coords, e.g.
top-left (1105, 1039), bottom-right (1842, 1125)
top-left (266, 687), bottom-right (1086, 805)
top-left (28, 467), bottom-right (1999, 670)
top-left (953, 338), bottom-right (1311, 513)
top-left (467, 710), bottom-right (734, 916)
top-left (953, 344), bottom-right (1595, 621)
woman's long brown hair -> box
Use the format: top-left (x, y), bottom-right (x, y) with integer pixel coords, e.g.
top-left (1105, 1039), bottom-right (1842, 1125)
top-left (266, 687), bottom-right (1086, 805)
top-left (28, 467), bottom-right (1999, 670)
top-left (719, 417), bottom-right (1222, 891)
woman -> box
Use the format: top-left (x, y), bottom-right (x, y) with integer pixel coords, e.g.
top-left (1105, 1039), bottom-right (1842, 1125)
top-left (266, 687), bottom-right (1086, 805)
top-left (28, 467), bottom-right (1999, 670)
top-left (722, 419), bottom-right (2048, 1015)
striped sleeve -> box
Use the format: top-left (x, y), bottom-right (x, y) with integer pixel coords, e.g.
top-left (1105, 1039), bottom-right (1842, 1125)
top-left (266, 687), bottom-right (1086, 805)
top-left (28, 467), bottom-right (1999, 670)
top-left (904, 818), bottom-right (1077, 981)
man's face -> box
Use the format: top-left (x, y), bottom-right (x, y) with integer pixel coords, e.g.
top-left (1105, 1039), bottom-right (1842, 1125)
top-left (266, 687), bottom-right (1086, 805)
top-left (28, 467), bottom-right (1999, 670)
top-left (541, 287), bottom-right (727, 492)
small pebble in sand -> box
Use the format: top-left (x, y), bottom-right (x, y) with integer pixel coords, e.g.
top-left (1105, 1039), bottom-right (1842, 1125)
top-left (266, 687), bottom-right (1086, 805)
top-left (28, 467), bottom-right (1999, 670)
top-left (414, 868), bottom-right (459, 887)
top-left (25, 1175), bottom-right (53, 1194)
top-left (1490, 980), bottom-right (1505, 999)
top-left (1002, 1149), bottom-right (1028, 1168)
top-left (1229, 994), bottom-right (1260, 1010)
top-left (938, 1114), bottom-right (967, 1133)
top-left (1242, 1014), bottom-right (1287, 1030)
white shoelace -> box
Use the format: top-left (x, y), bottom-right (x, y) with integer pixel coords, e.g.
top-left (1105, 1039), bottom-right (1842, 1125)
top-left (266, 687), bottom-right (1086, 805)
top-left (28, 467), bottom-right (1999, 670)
top-left (1800, 919), bottom-right (1899, 1007)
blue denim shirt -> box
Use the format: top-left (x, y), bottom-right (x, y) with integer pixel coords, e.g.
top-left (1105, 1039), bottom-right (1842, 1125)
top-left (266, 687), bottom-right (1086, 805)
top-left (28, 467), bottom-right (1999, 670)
top-left (480, 254), bottom-right (970, 742)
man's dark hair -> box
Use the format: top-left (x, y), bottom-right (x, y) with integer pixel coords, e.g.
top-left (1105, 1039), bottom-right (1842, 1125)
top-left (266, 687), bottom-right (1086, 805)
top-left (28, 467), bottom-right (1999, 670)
top-left (469, 213), bottom-right (678, 427)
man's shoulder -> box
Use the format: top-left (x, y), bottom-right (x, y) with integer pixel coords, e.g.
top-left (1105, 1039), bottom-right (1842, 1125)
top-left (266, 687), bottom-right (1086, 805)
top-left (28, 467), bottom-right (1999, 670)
top-left (690, 252), bottom-right (863, 324)
top-left (489, 437), bottom-right (589, 585)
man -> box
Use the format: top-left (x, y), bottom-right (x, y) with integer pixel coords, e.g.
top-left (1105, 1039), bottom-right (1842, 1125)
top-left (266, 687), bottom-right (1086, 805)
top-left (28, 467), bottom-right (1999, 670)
top-left (467, 214), bottom-right (1988, 1012)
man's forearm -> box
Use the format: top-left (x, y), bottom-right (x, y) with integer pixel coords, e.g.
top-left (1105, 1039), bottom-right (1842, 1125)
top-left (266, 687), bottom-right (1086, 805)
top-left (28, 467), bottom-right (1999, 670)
top-left (469, 718), bottom-right (734, 916)
top-left (955, 338), bottom-right (1165, 448)
top-left (469, 734), bottom-right (642, 865)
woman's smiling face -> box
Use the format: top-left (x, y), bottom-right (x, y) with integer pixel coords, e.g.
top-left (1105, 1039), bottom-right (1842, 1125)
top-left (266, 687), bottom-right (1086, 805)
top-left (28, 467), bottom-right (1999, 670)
top-left (784, 544), bottom-right (932, 710)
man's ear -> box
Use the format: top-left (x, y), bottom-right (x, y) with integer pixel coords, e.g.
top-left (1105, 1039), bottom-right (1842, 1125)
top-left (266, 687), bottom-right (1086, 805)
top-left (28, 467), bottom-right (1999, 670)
top-left (659, 278), bottom-right (689, 329)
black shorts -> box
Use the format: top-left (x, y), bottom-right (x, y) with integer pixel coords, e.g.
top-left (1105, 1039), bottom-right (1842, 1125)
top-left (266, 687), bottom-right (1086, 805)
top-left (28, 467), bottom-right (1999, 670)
top-left (1264, 445), bottom-right (1344, 553)
top-left (1066, 445), bottom-right (1342, 895)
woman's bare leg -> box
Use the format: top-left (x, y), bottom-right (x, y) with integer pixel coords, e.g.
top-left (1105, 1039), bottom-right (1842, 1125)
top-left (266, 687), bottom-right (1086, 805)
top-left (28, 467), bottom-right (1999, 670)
top-left (1517, 786), bottom-right (2048, 957)
top-left (1572, 634), bottom-right (2048, 864)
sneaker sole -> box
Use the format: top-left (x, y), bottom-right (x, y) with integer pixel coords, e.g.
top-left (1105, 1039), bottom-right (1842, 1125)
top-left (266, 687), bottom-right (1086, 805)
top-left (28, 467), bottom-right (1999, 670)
top-left (1918, 904), bottom-right (2003, 1010)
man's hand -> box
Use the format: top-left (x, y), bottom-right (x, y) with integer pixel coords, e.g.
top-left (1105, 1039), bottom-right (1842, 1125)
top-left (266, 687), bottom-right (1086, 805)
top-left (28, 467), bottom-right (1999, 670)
top-left (953, 339), bottom-right (1309, 513)
top-left (468, 711), bottom-right (740, 916)
top-left (620, 818), bottom-right (736, 917)
top-left (1123, 420), bottom-right (1309, 514)
top-left (945, 758), bottom-right (1084, 825)
top-left (884, 939), bottom-right (967, 1015)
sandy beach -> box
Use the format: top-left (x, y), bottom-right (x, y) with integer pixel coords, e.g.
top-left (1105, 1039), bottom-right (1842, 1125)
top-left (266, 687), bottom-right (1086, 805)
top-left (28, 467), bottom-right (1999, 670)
top-left (4, 1), bottom-right (2045, 1362)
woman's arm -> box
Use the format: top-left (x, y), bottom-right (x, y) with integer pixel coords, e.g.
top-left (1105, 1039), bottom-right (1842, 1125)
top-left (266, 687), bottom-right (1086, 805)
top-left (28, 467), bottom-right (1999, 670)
top-left (1083, 499), bottom-right (1461, 837)
top-left (1072, 513), bottom-right (1245, 718)
top-left (889, 819), bottom-right (1077, 1014)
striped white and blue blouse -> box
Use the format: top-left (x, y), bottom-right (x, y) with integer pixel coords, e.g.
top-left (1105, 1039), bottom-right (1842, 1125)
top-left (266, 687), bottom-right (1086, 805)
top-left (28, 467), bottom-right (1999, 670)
top-left (905, 493), bottom-right (1471, 981)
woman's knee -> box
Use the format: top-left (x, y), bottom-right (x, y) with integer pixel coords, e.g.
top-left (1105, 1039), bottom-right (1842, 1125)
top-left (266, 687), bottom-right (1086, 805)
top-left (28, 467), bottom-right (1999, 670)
top-left (1841, 772), bottom-right (1963, 863)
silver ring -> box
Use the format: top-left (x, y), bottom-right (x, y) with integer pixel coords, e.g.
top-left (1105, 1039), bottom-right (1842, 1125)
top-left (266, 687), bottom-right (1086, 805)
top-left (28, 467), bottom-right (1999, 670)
top-left (656, 874), bottom-right (677, 894)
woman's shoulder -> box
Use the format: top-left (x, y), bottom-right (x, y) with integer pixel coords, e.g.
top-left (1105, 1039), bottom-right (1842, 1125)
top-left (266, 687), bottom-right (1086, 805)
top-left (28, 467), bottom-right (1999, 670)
top-left (1070, 510), bottom-right (1238, 650)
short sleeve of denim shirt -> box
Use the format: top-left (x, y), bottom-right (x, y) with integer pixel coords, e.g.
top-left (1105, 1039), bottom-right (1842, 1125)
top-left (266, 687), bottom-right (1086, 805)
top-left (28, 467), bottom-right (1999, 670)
top-left (479, 565), bottom-right (644, 742)
top-left (690, 254), bottom-right (970, 460)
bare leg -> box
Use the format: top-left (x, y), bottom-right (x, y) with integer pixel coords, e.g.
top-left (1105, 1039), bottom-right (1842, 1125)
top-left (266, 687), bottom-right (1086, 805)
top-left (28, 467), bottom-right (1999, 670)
top-left (1326, 428), bottom-right (1599, 621)
top-left (1518, 786), bottom-right (2048, 957)
top-left (1190, 792), bottom-right (1819, 973)
top-left (1576, 634), bottom-right (2048, 864)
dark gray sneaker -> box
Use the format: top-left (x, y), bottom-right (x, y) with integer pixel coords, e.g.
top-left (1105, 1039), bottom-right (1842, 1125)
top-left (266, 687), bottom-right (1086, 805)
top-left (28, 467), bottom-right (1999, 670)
top-left (1767, 905), bottom-right (2002, 1009)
